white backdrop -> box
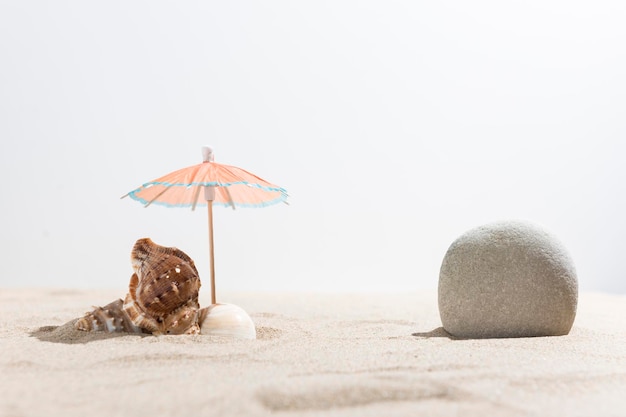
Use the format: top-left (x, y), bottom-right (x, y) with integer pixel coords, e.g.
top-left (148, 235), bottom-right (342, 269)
top-left (1, 1), bottom-right (625, 293)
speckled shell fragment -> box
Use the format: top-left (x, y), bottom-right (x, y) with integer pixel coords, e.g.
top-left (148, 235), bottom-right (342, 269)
top-left (75, 299), bottom-right (142, 333)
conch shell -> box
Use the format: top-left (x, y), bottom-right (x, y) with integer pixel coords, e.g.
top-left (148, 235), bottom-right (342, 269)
top-left (75, 238), bottom-right (201, 335)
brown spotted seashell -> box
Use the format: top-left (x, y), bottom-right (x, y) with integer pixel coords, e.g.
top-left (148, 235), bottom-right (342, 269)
top-left (75, 238), bottom-right (201, 335)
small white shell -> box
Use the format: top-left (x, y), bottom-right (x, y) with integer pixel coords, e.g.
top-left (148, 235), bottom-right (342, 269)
top-left (199, 303), bottom-right (257, 340)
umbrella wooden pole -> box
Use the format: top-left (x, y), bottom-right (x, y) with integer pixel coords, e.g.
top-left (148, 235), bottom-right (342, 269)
top-left (208, 200), bottom-right (216, 305)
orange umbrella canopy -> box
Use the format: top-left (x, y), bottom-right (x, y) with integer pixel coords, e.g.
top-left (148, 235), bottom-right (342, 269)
top-left (124, 149), bottom-right (288, 209)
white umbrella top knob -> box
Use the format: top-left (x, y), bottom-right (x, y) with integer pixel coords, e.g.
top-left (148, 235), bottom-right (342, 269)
top-left (202, 146), bottom-right (215, 163)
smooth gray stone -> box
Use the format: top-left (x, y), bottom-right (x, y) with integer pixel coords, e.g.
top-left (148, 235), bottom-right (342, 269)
top-left (438, 220), bottom-right (578, 338)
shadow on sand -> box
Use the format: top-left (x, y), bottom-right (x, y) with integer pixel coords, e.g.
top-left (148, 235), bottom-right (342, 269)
top-left (411, 327), bottom-right (458, 340)
top-left (30, 319), bottom-right (147, 344)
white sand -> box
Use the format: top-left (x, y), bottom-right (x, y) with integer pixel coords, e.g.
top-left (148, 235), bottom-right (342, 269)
top-left (1, 289), bottom-right (625, 417)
